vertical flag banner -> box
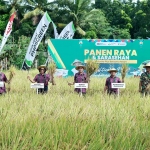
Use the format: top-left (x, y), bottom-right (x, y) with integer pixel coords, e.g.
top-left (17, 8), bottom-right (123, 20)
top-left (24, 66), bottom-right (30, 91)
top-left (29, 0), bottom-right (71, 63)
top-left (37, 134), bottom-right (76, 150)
top-left (22, 12), bottom-right (51, 70)
top-left (58, 21), bottom-right (75, 39)
top-left (0, 12), bottom-right (16, 53)
top-left (52, 22), bottom-right (59, 39)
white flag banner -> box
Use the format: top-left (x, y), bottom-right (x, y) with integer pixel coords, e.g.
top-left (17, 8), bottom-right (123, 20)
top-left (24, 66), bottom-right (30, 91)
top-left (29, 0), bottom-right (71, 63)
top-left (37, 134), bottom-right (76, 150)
top-left (22, 12), bottom-right (52, 70)
top-left (52, 22), bottom-right (59, 39)
top-left (0, 12), bottom-right (16, 53)
top-left (71, 68), bottom-right (78, 76)
top-left (58, 21), bottom-right (75, 39)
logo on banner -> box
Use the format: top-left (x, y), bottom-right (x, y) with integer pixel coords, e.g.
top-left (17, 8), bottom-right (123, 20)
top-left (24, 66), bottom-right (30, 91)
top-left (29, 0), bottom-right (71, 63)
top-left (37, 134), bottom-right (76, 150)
top-left (96, 42), bottom-right (127, 46)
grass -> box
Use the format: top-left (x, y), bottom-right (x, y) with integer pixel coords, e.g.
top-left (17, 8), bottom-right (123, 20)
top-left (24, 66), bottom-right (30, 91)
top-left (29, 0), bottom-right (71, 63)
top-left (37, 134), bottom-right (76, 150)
top-left (0, 70), bottom-right (150, 149)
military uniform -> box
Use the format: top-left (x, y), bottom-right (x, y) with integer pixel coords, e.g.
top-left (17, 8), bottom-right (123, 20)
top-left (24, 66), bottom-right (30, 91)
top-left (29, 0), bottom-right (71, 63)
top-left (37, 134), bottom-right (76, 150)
top-left (140, 72), bottom-right (150, 96)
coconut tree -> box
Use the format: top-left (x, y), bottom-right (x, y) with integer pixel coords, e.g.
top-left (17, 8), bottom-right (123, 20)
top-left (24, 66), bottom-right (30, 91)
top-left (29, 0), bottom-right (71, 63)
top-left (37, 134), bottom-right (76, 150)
top-left (21, 0), bottom-right (56, 25)
top-left (54, 0), bottom-right (92, 36)
top-left (55, 0), bottom-right (112, 38)
top-left (1, 0), bottom-right (29, 30)
top-left (21, 0), bottom-right (92, 36)
top-left (0, 0), bottom-right (7, 12)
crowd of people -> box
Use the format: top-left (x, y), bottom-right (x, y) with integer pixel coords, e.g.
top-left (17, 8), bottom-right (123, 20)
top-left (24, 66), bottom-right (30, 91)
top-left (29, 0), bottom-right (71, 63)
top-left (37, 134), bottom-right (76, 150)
top-left (0, 63), bottom-right (150, 97)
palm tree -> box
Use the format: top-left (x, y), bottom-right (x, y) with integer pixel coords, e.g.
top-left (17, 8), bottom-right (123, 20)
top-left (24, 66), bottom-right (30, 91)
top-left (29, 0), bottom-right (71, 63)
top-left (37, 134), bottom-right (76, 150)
top-left (21, 0), bottom-right (108, 37)
top-left (56, 0), bottom-right (110, 37)
top-left (21, 0), bottom-right (92, 35)
top-left (1, 0), bottom-right (29, 29)
top-left (21, 0), bottom-right (56, 25)
top-left (0, 0), bottom-right (7, 12)
top-left (55, 0), bottom-right (92, 36)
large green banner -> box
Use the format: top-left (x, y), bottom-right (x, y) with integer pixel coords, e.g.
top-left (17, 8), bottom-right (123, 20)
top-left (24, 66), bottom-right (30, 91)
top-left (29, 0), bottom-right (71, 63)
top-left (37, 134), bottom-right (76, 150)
top-left (48, 39), bottom-right (150, 76)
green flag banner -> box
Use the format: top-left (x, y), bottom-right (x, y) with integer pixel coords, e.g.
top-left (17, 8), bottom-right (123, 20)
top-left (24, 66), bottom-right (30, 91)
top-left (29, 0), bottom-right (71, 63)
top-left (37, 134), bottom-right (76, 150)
top-left (48, 39), bottom-right (150, 76)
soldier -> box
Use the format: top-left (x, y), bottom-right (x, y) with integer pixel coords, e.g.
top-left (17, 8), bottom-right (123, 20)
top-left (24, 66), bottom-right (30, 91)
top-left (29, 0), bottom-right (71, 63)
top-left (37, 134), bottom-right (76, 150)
top-left (139, 63), bottom-right (150, 96)
top-left (27, 65), bottom-right (50, 94)
top-left (104, 68), bottom-right (122, 96)
top-left (0, 65), bottom-right (9, 94)
top-left (68, 64), bottom-right (87, 95)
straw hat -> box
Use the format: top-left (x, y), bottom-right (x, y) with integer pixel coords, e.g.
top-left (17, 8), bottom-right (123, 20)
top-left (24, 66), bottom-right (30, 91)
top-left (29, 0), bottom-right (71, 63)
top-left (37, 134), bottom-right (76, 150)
top-left (108, 68), bottom-right (118, 73)
top-left (143, 63), bottom-right (150, 68)
top-left (75, 64), bottom-right (86, 70)
top-left (37, 65), bottom-right (47, 71)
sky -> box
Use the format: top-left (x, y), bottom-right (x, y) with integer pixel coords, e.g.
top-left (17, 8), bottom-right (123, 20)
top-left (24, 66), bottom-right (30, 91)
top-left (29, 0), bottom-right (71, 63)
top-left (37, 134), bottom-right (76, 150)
top-left (48, 0), bottom-right (95, 4)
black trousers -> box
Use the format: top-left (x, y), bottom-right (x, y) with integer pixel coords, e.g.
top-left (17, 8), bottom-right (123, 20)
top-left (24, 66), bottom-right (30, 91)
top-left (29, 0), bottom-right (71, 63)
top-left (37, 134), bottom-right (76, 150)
top-left (38, 86), bottom-right (48, 94)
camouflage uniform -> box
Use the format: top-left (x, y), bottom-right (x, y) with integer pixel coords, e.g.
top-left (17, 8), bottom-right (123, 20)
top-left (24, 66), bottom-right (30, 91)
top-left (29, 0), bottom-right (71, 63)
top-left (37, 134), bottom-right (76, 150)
top-left (140, 72), bottom-right (150, 96)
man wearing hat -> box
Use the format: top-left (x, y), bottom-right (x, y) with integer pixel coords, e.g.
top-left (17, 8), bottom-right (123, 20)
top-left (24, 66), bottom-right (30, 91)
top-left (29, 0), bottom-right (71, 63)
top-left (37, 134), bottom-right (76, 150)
top-left (139, 63), bottom-right (150, 96)
top-left (0, 65), bottom-right (9, 94)
top-left (68, 64), bottom-right (87, 95)
top-left (104, 68), bottom-right (122, 96)
top-left (27, 65), bottom-right (50, 94)
top-left (71, 59), bottom-right (82, 76)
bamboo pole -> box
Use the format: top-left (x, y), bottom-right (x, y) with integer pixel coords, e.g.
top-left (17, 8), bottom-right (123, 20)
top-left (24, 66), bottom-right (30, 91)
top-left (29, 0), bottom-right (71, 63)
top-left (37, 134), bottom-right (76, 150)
top-left (5, 57), bottom-right (7, 70)
top-left (0, 61), bottom-right (2, 71)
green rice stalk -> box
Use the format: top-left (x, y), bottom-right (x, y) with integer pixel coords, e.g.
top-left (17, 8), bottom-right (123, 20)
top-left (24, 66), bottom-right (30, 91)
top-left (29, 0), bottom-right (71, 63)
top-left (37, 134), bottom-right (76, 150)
top-left (48, 62), bottom-right (56, 85)
top-left (121, 64), bottom-right (128, 81)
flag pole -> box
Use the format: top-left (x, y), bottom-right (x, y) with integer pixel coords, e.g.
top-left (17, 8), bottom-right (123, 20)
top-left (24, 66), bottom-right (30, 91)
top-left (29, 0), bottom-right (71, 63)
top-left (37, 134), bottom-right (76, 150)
top-left (21, 58), bottom-right (25, 70)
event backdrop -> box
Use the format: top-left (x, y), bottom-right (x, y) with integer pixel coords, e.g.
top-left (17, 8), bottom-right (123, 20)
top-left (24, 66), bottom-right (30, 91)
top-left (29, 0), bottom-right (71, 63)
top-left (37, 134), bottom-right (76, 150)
top-left (48, 39), bottom-right (150, 76)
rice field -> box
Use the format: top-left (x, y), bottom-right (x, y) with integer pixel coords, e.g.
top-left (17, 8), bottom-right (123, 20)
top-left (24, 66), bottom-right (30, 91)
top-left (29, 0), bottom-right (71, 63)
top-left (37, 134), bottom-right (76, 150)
top-left (0, 70), bottom-right (150, 150)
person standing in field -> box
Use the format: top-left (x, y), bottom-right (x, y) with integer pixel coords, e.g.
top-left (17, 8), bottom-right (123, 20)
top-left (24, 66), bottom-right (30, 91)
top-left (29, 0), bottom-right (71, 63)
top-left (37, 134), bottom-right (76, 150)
top-left (0, 65), bottom-right (9, 95)
top-left (139, 63), bottom-right (150, 96)
top-left (27, 65), bottom-right (50, 94)
top-left (68, 64), bottom-right (87, 95)
top-left (104, 68), bottom-right (123, 96)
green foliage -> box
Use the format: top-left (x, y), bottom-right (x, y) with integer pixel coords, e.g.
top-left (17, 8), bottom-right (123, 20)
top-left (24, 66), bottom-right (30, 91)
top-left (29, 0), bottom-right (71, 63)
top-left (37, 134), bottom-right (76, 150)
top-left (0, 14), bottom-right (9, 34)
top-left (36, 43), bottom-right (47, 66)
top-left (84, 31), bottom-right (97, 39)
top-left (5, 36), bottom-right (31, 69)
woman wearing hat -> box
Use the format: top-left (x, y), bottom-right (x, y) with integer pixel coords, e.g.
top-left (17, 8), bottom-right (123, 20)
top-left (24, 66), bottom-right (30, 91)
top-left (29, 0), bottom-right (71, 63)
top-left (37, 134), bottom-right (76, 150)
top-left (27, 65), bottom-right (50, 94)
top-left (104, 68), bottom-right (122, 96)
top-left (0, 66), bottom-right (9, 95)
top-left (139, 63), bottom-right (150, 96)
top-left (0, 65), bottom-right (9, 94)
top-left (68, 64), bottom-right (87, 95)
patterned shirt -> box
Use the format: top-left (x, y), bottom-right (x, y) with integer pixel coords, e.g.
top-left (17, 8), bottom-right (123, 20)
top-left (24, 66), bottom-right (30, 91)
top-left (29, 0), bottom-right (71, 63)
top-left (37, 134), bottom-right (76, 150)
top-left (34, 74), bottom-right (50, 86)
top-left (0, 73), bottom-right (8, 94)
top-left (105, 76), bottom-right (121, 93)
top-left (74, 72), bottom-right (87, 93)
top-left (140, 72), bottom-right (150, 92)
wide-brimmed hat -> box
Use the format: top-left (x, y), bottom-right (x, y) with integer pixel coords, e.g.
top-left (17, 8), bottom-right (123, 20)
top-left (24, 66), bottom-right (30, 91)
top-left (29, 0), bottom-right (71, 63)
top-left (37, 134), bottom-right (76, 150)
top-left (143, 63), bottom-right (150, 68)
top-left (37, 65), bottom-right (47, 71)
top-left (108, 68), bottom-right (118, 73)
top-left (75, 64), bottom-right (86, 70)
top-left (71, 59), bottom-right (82, 66)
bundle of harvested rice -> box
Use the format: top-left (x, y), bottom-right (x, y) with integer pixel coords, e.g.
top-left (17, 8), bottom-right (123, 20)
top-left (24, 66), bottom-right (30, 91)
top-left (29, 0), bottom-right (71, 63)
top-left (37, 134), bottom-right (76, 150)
top-left (121, 63), bottom-right (128, 81)
top-left (48, 62), bottom-right (56, 85)
top-left (86, 59), bottom-right (99, 88)
top-left (8, 65), bottom-right (16, 91)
